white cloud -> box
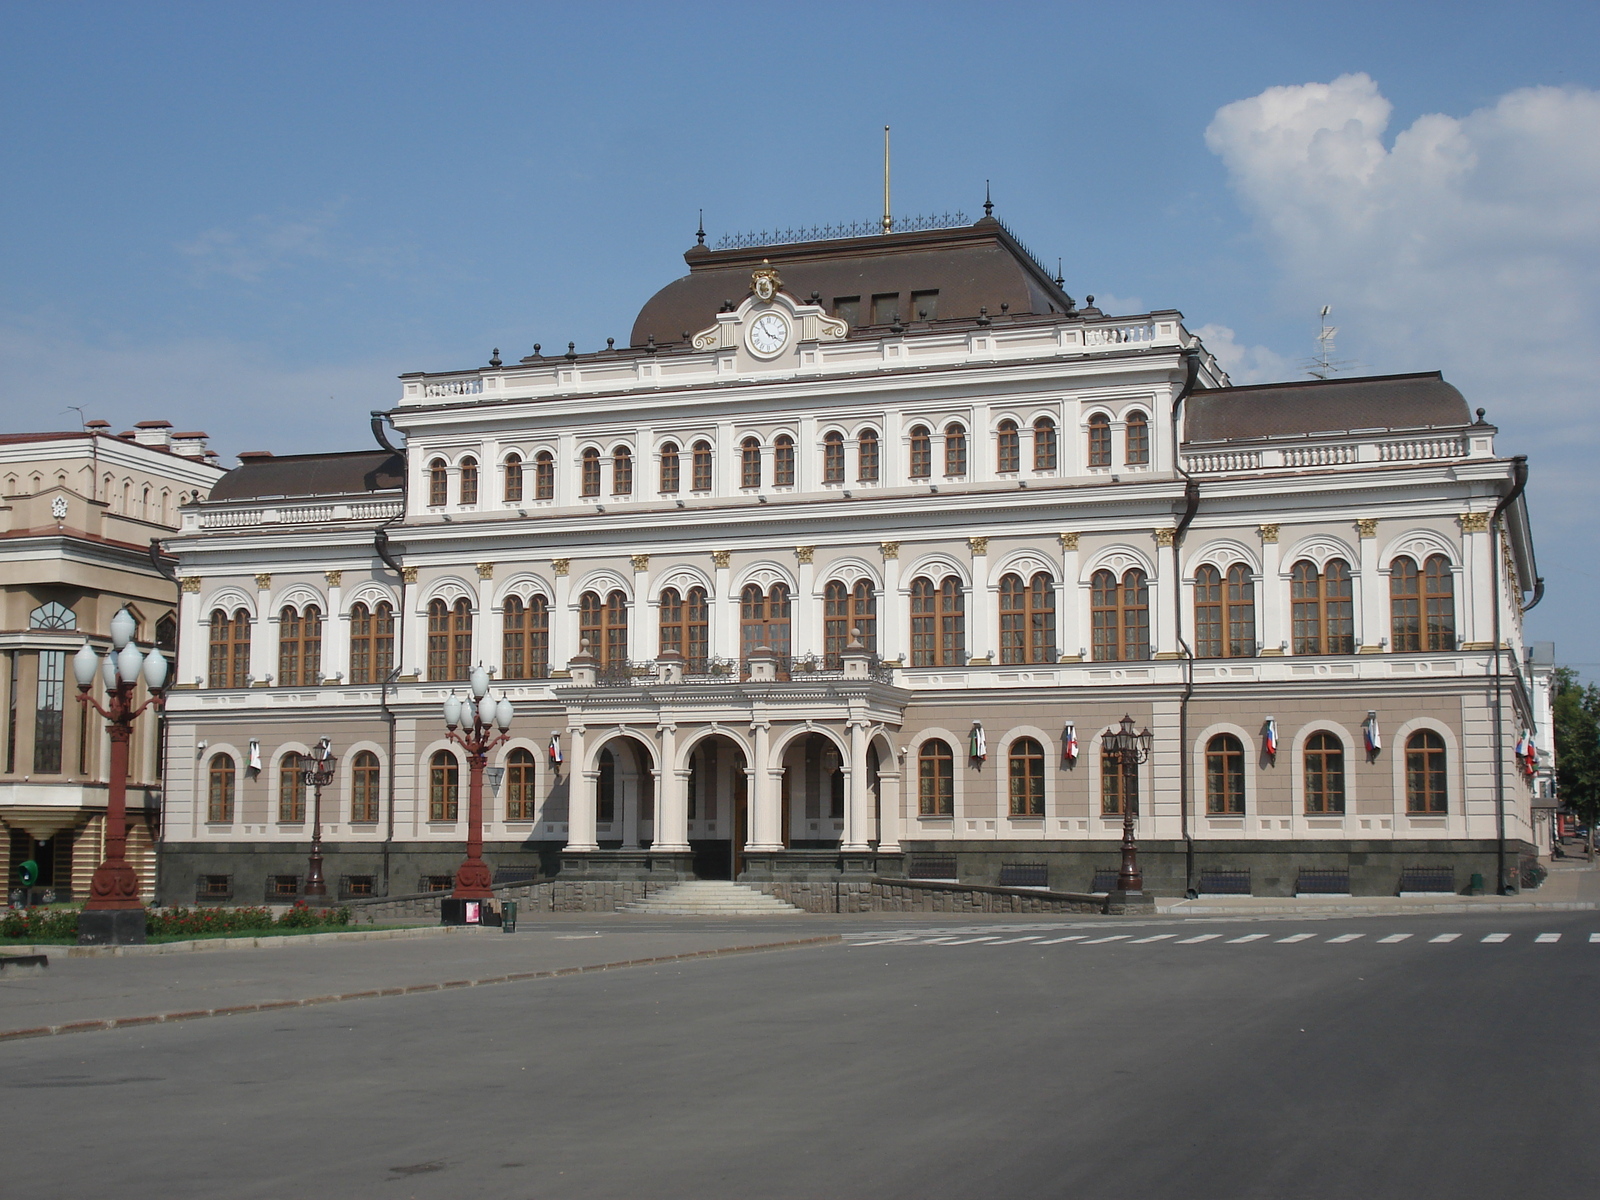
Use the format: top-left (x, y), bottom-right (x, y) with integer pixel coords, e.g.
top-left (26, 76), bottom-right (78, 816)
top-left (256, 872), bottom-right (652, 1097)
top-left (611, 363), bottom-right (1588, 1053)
top-left (177, 203), bottom-right (346, 284)
top-left (1192, 323), bottom-right (1293, 385)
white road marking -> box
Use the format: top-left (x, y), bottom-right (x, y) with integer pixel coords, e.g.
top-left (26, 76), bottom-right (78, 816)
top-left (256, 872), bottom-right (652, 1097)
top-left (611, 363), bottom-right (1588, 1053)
top-left (1081, 934), bottom-right (1130, 944)
top-left (918, 937), bottom-right (961, 944)
top-left (1590, 933), bottom-right (1600, 943)
top-left (1482, 933), bottom-right (1511, 943)
top-left (1328, 934), bottom-right (1364, 943)
top-left (1178, 933), bottom-right (1222, 944)
top-left (1036, 935), bottom-right (1088, 944)
top-left (1131, 934), bottom-right (1177, 943)
top-left (1226, 934), bottom-right (1269, 943)
top-left (1276, 934), bottom-right (1315, 943)
top-left (1378, 934), bottom-right (1413, 944)
top-left (1429, 934), bottom-right (1460, 943)
top-left (1536, 933), bottom-right (1561, 943)
top-left (986, 936), bottom-right (1044, 945)
top-left (942, 936), bottom-right (1004, 945)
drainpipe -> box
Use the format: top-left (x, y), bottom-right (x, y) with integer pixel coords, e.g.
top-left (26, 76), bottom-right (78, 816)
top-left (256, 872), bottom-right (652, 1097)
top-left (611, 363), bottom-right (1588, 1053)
top-left (1491, 456), bottom-right (1529, 894)
top-left (1171, 350), bottom-right (1202, 896)
top-left (372, 411), bottom-right (407, 898)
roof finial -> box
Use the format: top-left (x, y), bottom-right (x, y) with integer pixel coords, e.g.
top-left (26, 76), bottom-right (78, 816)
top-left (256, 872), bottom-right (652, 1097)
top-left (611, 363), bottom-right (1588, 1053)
top-left (696, 209), bottom-right (705, 246)
top-left (983, 180), bottom-right (993, 218)
top-left (489, 347), bottom-right (501, 368)
top-left (1055, 257), bottom-right (1065, 287)
top-left (882, 126), bottom-right (892, 234)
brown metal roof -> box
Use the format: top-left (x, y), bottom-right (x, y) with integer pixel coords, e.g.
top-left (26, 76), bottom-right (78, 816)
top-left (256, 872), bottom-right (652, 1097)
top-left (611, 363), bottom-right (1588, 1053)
top-left (208, 450), bottom-right (403, 502)
top-left (1183, 372), bottom-right (1475, 443)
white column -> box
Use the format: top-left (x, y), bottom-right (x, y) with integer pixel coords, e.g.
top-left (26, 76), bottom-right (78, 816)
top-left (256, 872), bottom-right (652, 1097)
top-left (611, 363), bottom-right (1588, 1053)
top-left (843, 720), bottom-right (871, 851)
top-left (713, 553), bottom-right (734, 659)
top-left (795, 550), bottom-right (817, 657)
top-left (1154, 531), bottom-right (1178, 659)
top-left (654, 724), bottom-right (689, 852)
top-left (476, 569), bottom-right (498, 674)
top-left (403, 571), bottom-right (427, 678)
top-left (178, 579), bottom-right (202, 685)
top-left (968, 541), bottom-right (991, 662)
top-left (716, 420), bottom-right (735, 497)
top-left (1464, 513), bottom-right (1493, 648)
top-left (1259, 527), bottom-right (1284, 654)
top-left (566, 724), bottom-right (596, 851)
top-left (552, 566), bottom-right (575, 667)
top-left (880, 546), bottom-right (902, 662)
top-left (883, 406), bottom-right (904, 487)
top-left (251, 577), bottom-right (274, 684)
top-left (630, 557), bottom-right (651, 662)
top-left (482, 437), bottom-right (501, 508)
top-left (557, 433), bottom-right (577, 506)
top-left (970, 403), bottom-right (991, 483)
top-left (1358, 521), bottom-right (1382, 650)
top-left (876, 764), bottom-right (902, 853)
top-left (747, 721), bottom-right (781, 850)
top-left (796, 415), bottom-right (817, 492)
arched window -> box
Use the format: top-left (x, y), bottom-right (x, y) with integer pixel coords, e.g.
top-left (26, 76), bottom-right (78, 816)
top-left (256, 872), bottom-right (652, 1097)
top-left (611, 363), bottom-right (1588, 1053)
top-left (611, 445), bottom-right (632, 496)
top-left (1033, 417), bottom-right (1057, 471)
top-left (822, 431), bottom-right (845, 484)
top-left (429, 750), bottom-right (459, 821)
top-left (1292, 559), bottom-right (1355, 655)
top-left (580, 448), bottom-right (601, 497)
top-left (1194, 564), bottom-right (1256, 658)
top-left (996, 420), bottom-right (1020, 474)
top-left (207, 753), bottom-right (235, 823)
top-left (208, 608), bottom-right (250, 688)
top-left (459, 457), bottom-right (478, 505)
top-left (824, 579), bottom-right (877, 666)
top-left (909, 425), bottom-right (932, 478)
top-left (1125, 411), bottom-right (1150, 465)
top-left (999, 572), bottom-right (1056, 665)
top-left (1405, 730), bottom-right (1448, 814)
top-left (29, 602), bottom-right (75, 630)
top-left (918, 739), bottom-right (954, 815)
top-left (277, 604), bottom-right (322, 686)
top-left (1091, 568), bottom-right (1150, 662)
top-left (740, 583), bottom-right (792, 661)
top-left (857, 428), bottom-right (880, 482)
top-left (427, 459), bottom-right (448, 506)
top-left (658, 586), bottom-right (709, 669)
top-left (534, 451), bottom-right (555, 500)
top-left (349, 601), bottom-right (395, 685)
top-left (944, 424), bottom-right (967, 477)
top-left (659, 442), bottom-right (680, 494)
top-left (1304, 732), bottom-right (1345, 814)
top-left (691, 441), bottom-right (713, 491)
top-left (740, 437), bottom-right (762, 489)
top-left (1101, 745), bottom-right (1137, 816)
top-left (1087, 413), bottom-right (1112, 467)
top-left (910, 576), bottom-right (965, 667)
top-left (505, 747), bottom-right (537, 820)
top-left (279, 752), bottom-right (306, 822)
top-left (1391, 554), bottom-right (1455, 652)
top-left (1008, 737), bottom-right (1045, 816)
top-left (1205, 734), bottom-right (1246, 814)
top-left (773, 435), bottom-right (795, 486)
top-left (427, 598), bottom-right (472, 682)
top-left (580, 590), bottom-right (628, 668)
top-left (503, 454), bottom-right (523, 503)
top-left (503, 594), bottom-right (550, 680)
top-left (351, 750), bottom-right (381, 822)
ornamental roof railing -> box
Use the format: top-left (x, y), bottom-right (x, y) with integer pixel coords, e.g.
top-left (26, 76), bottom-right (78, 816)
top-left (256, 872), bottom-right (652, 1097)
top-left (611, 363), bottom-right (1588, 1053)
top-left (713, 212), bottom-right (969, 251)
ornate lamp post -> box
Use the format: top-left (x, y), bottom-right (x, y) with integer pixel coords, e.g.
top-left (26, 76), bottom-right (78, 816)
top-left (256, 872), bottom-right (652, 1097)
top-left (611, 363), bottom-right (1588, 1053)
top-left (300, 738), bottom-right (336, 901)
top-left (443, 666), bottom-right (514, 901)
top-left (1101, 714), bottom-right (1154, 894)
top-left (72, 607), bottom-right (168, 945)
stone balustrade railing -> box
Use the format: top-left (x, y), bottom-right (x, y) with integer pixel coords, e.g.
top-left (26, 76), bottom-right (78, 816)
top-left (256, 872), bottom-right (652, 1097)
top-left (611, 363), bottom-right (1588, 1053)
top-left (195, 499), bottom-right (404, 529)
top-left (1184, 433), bottom-right (1472, 474)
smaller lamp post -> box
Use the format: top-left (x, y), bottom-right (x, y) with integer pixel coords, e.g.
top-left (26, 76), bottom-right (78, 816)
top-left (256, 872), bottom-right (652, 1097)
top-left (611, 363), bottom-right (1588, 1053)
top-left (444, 666), bottom-right (514, 900)
top-left (1101, 714), bottom-right (1154, 893)
top-left (300, 738), bottom-right (336, 900)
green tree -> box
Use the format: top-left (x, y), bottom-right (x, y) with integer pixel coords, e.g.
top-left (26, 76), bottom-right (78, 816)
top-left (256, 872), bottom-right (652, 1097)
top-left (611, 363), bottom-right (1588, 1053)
top-left (1553, 667), bottom-right (1600, 839)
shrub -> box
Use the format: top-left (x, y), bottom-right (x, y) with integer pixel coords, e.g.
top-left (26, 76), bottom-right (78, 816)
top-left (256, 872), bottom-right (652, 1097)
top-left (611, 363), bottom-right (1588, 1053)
top-left (275, 900), bottom-right (352, 929)
top-left (147, 905), bottom-right (274, 936)
top-left (1, 906), bottom-right (82, 940)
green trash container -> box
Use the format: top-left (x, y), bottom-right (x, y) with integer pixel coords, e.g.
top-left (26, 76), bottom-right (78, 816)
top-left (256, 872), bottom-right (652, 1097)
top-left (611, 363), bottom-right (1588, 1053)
top-left (1467, 872), bottom-right (1485, 896)
top-left (501, 900), bottom-right (518, 933)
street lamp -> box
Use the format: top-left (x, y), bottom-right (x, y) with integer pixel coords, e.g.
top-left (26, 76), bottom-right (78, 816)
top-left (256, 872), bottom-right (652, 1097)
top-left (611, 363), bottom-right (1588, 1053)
top-left (443, 666), bottom-right (514, 900)
top-left (1101, 714), bottom-right (1154, 894)
top-left (72, 608), bottom-right (168, 945)
top-left (300, 737), bottom-right (336, 901)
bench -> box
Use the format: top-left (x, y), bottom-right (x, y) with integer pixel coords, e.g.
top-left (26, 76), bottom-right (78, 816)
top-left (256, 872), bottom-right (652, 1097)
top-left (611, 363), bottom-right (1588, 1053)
top-left (1399, 866), bottom-right (1455, 894)
top-left (997, 863), bottom-right (1048, 888)
top-left (1198, 869), bottom-right (1251, 895)
top-left (1295, 868), bottom-right (1351, 896)
top-left (907, 854), bottom-right (958, 880)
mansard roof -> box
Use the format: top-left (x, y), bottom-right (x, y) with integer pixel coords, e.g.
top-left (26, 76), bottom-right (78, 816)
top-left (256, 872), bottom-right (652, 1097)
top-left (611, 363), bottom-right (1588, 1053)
top-left (1183, 372), bottom-right (1474, 444)
top-left (208, 450), bottom-right (403, 502)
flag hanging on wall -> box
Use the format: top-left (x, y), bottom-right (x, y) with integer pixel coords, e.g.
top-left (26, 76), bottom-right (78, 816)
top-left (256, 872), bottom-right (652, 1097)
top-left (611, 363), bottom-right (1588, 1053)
top-left (1363, 713), bottom-right (1381, 755)
top-left (1063, 722), bottom-right (1079, 765)
top-left (1263, 718), bottom-right (1278, 758)
top-left (969, 723), bottom-right (987, 762)
top-left (548, 733), bottom-right (563, 766)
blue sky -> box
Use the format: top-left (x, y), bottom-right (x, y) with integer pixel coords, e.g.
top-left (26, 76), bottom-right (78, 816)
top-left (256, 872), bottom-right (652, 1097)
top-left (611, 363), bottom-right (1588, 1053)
top-left (3, 1), bottom-right (1598, 670)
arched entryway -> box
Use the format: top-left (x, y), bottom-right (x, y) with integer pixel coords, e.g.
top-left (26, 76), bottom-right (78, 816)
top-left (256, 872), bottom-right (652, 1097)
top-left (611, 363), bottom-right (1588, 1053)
top-left (778, 731), bottom-right (847, 848)
top-left (591, 734), bottom-right (655, 850)
top-left (684, 733), bottom-right (748, 879)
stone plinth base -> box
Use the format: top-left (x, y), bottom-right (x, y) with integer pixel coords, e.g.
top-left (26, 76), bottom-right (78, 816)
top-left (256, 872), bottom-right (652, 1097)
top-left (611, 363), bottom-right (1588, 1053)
top-left (77, 909), bottom-right (147, 945)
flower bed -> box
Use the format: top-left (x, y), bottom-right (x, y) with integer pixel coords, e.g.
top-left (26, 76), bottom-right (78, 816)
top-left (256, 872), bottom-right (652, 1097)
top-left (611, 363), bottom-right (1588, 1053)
top-left (2, 902), bottom-right (353, 943)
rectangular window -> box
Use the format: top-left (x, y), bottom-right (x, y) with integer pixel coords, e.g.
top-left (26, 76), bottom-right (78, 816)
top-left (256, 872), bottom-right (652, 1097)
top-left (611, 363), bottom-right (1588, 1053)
top-left (909, 290), bottom-right (939, 320)
top-left (33, 651), bottom-right (64, 774)
top-left (833, 296), bottom-right (860, 326)
top-left (871, 293), bottom-right (899, 325)
top-left (6, 651), bottom-right (18, 773)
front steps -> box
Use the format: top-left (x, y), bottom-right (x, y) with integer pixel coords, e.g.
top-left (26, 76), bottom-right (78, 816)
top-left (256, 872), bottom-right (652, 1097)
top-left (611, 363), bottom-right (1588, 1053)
top-left (620, 880), bottom-right (805, 916)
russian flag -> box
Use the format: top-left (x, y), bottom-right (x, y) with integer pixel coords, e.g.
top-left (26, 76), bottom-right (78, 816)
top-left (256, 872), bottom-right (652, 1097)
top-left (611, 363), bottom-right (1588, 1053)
top-left (1363, 714), bottom-right (1381, 755)
top-left (1063, 721), bottom-right (1079, 765)
top-left (969, 723), bottom-right (987, 762)
top-left (548, 733), bottom-right (563, 766)
top-left (1263, 718), bottom-right (1278, 758)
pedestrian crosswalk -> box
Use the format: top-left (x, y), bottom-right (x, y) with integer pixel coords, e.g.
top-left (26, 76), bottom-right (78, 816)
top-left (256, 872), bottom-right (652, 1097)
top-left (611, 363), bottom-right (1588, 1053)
top-left (844, 927), bottom-right (1588, 949)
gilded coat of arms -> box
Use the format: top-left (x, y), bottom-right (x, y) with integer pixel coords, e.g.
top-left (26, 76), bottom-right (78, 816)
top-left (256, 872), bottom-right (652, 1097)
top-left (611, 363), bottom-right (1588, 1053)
top-left (751, 261), bottom-right (781, 303)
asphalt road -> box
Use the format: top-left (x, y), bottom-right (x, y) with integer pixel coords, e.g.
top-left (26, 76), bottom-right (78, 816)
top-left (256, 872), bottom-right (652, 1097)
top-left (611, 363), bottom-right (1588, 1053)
top-left (5, 910), bottom-right (1598, 1199)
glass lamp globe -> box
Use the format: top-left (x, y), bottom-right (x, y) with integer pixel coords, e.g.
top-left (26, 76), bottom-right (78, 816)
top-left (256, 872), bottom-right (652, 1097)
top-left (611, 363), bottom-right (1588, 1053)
top-left (142, 646), bottom-right (168, 691)
top-left (443, 692), bottom-right (462, 729)
top-left (110, 608), bottom-right (137, 651)
top-left (478, 695), bottom-right (497, 728)
top-left (73, 642), bottom-right (99, 688)
top-left (470, 665), bottom-right (490, 700)
top-left (118, 641), bottom-right (145, 685)
top-left (495, 697), bottom-right (514, 731)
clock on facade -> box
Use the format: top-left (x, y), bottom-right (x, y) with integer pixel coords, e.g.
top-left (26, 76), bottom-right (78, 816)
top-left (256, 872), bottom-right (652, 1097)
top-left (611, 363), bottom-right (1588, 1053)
top-left (747, 311), bottom-right (790, 357)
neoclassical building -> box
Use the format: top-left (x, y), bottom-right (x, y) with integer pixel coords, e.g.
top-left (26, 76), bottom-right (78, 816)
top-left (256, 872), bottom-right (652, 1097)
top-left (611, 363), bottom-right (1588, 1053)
top-left (158, 214), bottom-right (1544, 902)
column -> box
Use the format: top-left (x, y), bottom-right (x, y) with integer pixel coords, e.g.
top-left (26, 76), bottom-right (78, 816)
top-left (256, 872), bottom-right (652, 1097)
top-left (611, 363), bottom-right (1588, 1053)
top-left (552, 561), bottom-right (574, 666)
top-left (716, 420), bottom-right (736, 497)
top-left (794, 547), bottom-right (817, 657)
top-left (1462, 512), bottom-right (1493, 649)
top-left (876, 764), bottom-right (902, 853)
top-left (968, 538), bottom-right (991, 663)
top-left (1258, 525), bottom-right (1283, 654)
top-left (843, 720), bottom-right (871, 851)
top-left (402, 568), bottom-right (425, 678)
top-left (653, 723), bottom-right (690, 852)
top-left (883, 405), bottom-right (904, 487)
top-left (1154, 528), bottom-right (1179, 659)
top-left (323, 571), bottom-right (346, 683)
top-left (747, 721), bottom-right (781, 850)
top-left (712, 550), bottom-right (734, 659)
top-left (475, 563), bottom-right (498, 674)
top-left (1357, 518), bottom-right (1383, 651)
top-left (178, 577), bottom-right (202, 686)
top-left (250, 574), bottom-right (274, 684)
top-left (566, 724), bottom-right (596, 851)
top-left (630, 555), bottom-right (651, 662)
top-left (880, 543), bottom-right (902, 662)
top-left (970, 403), bottom-right (991, 483)
top-left (556, 432), bottom-right (576, 506)
top-left (1058, 533), bottom-right (1082, 660)
top-left (796, 415), bottom-right (817, 492)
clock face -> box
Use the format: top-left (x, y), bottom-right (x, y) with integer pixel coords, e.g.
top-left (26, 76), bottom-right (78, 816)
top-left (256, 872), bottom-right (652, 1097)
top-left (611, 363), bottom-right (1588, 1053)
top-left (747, 311), bottom-right (790, 356)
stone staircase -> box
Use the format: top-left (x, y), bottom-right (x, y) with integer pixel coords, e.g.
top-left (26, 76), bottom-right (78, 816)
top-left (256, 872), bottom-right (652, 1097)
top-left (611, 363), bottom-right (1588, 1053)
top-left (620, 880), bottom-right (805, 916)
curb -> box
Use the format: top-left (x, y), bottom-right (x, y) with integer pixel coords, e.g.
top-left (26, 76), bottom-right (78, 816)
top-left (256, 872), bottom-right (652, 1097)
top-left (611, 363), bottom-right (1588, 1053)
top-left (1, 923), bottom-right (475, 958)
top-left (0, 935), bottom-right (841, 1043)
top-left (1155, 899), bottom-right (1599, 917)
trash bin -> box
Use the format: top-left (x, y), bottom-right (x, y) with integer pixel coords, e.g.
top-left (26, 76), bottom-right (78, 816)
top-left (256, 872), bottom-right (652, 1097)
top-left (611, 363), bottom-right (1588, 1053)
top-left (501, 900), bottom-right (518, 933)
top-left (1467, 872), bottom-right (1485, 896)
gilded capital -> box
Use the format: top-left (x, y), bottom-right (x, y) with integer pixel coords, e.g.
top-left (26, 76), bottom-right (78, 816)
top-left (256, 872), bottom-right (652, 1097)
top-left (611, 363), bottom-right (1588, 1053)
top-left (476, 562), bottom-right (495, 580)
top-left (324, 570), bottom-right (343, 588)
top-left (551, 558), bottom-right (570, 577)
top-left (1154, 527), bottom-right (1177, 548)
top-left (712, 549), bottom-right (731, 569)
top-left (968, 537), bottom-right (989, 556)
top-left (402, 566), bottom-right (419, 584)
top-left (795, 545), bottom-right (815, 565)
top-left (1356, 518), bottom-right (1378, 540)
top-left (880, 541), bottom-right (900, 561)
top-left (1058, 532), bottom-right (1080, 552)
top-left (630, 554), bottom-right (650, 572)
top-left (1258, 523), bottom-right (1280, 544)
top-left (254, 573), bottom-right (272, 590)
top-left (179, 576), bottom-right (201, 594)
top-left (1460, 511), bottom-right (1490, 533)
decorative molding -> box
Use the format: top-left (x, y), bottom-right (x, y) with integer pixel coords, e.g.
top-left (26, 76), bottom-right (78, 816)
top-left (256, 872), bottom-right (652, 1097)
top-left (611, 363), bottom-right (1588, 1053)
top-left (179, 576), bottom-right (201, 594)
top-left (630, 554), bottom-right (650, 572)
top-left (968, 537), bottom-right (989, 556)
top-left (324, 570), bottom-right (343, 588)
top-left (1356, 518), bottom-right (1378, 540)
top-left (402, 566), bottom-right (419, 584)
top-left (795, 545), bottom-right (815, 565)
top-left (1058, 532), bottom-right (1080, 552)
top-left (880, 541), bottom-right (900, 561)
top-left (551, 559), bottom-right (570, 577)
top-left (1459, 511), bottom-right (1490, 534)
top-left (1153, 527), bottom-right (1177, 548)
top-left (712, 549), bottom-right (732, 569)
top-left (476, 562), bottom-right (495, 580)
top-left (254, 573), bottom-right (272, 590)
top-left (1257, 524), bottom-right (1280, 544)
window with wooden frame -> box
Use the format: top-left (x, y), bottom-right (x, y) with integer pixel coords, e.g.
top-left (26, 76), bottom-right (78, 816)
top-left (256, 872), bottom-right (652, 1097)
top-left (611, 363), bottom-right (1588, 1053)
top-left (279, 753), bottom-right (307, 822)
top-left (427, 598), bottom-right (472, 681)
top-left (1125, 411), bottom-right (1150, 465)
top-left (823, 579), bottom-right (877, 667)
top-left (208, 608), bottom-right (250, 688)
top-left (1008, 737), bottom-right (1046, 816)
top-left (611, 445), bottom-right (632, 496)
top-left (822, 431), bottom-right (845, 483)
top-left (1405, 730), bottom-right (1448, 814)
top-left (351, 750), bottom-right (381, 822)
top-left (773, 435), bottom-right (795, 486)
top-left (207, 753), bottom-right (235, 823)
top-left (658, 442), bottom-right (680, 494)
top-left (348, 600), bottom-right (395, 685)
top-left (996, 420), bottom-right (1020, 473)
top-left (1205, 734), bottom-right (1246, 815)
top-left (277, 604), bottom-right (322, 686)
top-left (658, 587), bottom-right (709, 669)
top-left (505, 747), bottom-right (537, 821)
top-left (1087, 413), bottom-right (1112, 467)
top-left (1091, 569), bottom-right (1150, 662)
top-left (909, 425), bottom-right (932, 478)
top-left (429, 749), bottom-right (459, 821)
top-left (1101, 748), bottom-right (1137, 816)
top-left (535, 451), bottom-right (555, 500)
top-left (1194, 564), bottom-right (1256, 658)
top-left (910, 576), bottom-right (965, 666)
top-left (1291, 559), bottom-right (1355, 655)
top-left (428, 459), bottom-right (447, 506)
top-left (1390, 554), bottom-right (1455, 652)
top-left (580, 590), bottom-right (628, 667)
top-left (1303, 732), bottom-right (1346, 814)
top-left (918, 739), bottom-right (954, 815)
top-left (740, 438), bottom-right (762, 489)
top-left (999, 572), bottom-right (1056, 665)
top-left (691, 441), bottom-right (713, 491)
top-left (943, 424), bottom-right (967, 477)
top-left (503, 454), bottom-right (523, 503)
top-left (857, 428), bottom-right (879, 482)
top-left (1033, 418), bottom-right (1057, 471)
top-left (459, 457), bottom-right (479, 505)
top-left (740, 584), bottom-right (792, 661)
top-left (502, 594), bottom-right (550, 680)
top-left (580, 448), bottom-right (601, 497)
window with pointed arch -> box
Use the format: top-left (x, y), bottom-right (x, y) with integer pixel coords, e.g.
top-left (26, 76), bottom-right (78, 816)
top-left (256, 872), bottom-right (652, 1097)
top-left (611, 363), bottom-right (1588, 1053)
top-left (580, 447), bottom-right (601, 497)
top-left (349, 601), bottom-right (395, 685)
top-left (740, 437), bottom-right (762, 489)
top-left (279, 752), bottom-right (306, 822)
top-left (459, 456), bottom-right (479, 505)
top-left (534, 451), bottom-right (555, 500)
top-left (1291, 559), bottom-right (1355, 654)
top-left (1033, 417), bottom-right (1057, 471)
top-left (579, 590), bottom-right (628, 668)
top-left (207, 752), bottom-right (236, 823)
top-left (429, 750), bottom-right (459, 821)
top-left (208, 608), bottom-right (250, 688)
top-left (918, 739), bottom-right (954, 815)
top-left (691, 441), bottom-right (713, 491)
top-left (426, 598), bottom-right (472, 681)
top-left (824, 579), bottom-right (877, 667)
top-left (611, 445), bottom-right (632, 496)
top-left (505, 747), bottom-right (538, 820)
top-left (822, 431), bottom-right (845, 484)
top-left (1390, 554), bottom-right (1455, 652)
top-left (1205, 734), bottom-right (1246, 814)
top-left (1101, 747), bottom-right (1137, 816)
top-left (910, 576), bottom-right (965, 666)
top-left (503, 454), bottom-right (523, 503)
top-left (277, 604), bottom-right (322, 686)
top-left (1405, 730), bottom-right (1448, 814)
top-left (1194, 564), bottom-right (1256, 658)
top-left (155, 613), bottom-right (177, 652)
top-left (996, 420), bottom-right (1020, 474)
top-left (351, 750), bottom-right (381, 822)
top-left (909, 425), bottom-right (932, 478)
top-left (1304, 732), bottom-right (1345, 814)
top-left (773, 435), bottom-right (795, 486)
top-left (740, 583), bottom-right (792, 662)
top-left (857, 428), bottom-right (880, 482)
top-left (502, 594), bottom-right (550, 680)
top-left (1091, 568), bottom-right (1149, 661)
top-left (658, 587), bottom-right (709, 669)
top-left (658, 442), bottom-right (680, 494)
top-left (1008, 737), bottom-right (1046, 816)
top-left (1087, 413), bottom-right (1112, 468)
top-left (1125, 410), bottom-right (1150, 465)
top-left (999, 572), bottom-right (1056, 664)
top-left (428, 459), bottom-right (447, 506)
top-left (944, 424), bottom-right (967, 477)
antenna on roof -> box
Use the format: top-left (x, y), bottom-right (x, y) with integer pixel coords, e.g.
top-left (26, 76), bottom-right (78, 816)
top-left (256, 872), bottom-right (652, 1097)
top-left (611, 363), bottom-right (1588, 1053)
top-left (882, 126), bottom-right (892, 234)
top-left (1304, 305), bottom-right (1357, 379)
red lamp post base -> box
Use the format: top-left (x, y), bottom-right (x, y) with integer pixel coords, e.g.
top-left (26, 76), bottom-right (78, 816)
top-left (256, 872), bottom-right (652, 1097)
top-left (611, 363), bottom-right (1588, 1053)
top-left (83, 859), bottom-right (144, 910)
top-left (453, 858), bottom-right (493, 899)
